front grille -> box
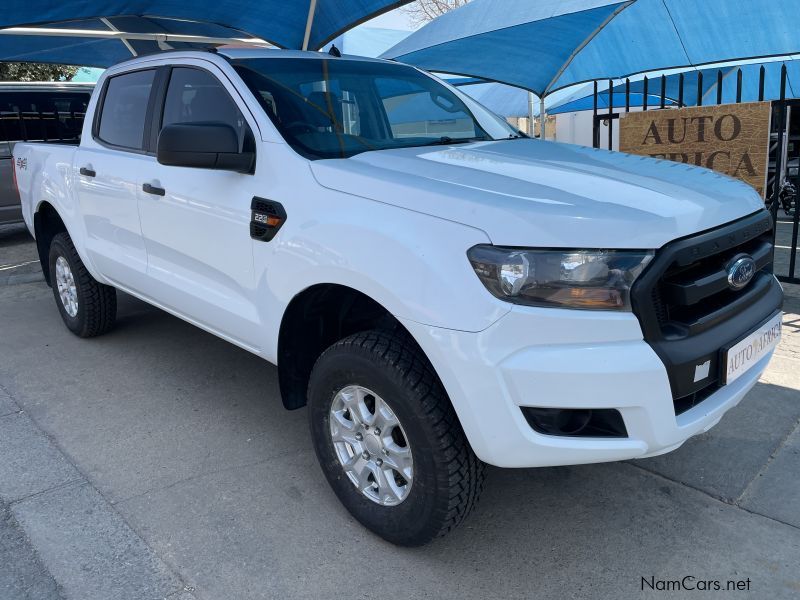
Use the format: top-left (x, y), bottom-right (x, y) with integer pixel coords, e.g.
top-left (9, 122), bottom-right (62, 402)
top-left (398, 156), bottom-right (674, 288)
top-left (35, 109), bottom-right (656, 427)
top-left (631, 210), bottom-right (781, 414)
top-left (655, 229), bottom-right (773, 338)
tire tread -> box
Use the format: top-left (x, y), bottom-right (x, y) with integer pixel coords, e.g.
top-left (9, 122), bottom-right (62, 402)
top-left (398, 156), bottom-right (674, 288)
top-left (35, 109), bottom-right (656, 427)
top-left (50, 232), bottom-right (116, 337)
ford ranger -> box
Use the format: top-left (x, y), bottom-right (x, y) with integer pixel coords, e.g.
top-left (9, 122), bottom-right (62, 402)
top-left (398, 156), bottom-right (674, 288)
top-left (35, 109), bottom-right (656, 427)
top-left (12, 49), bottom-right (783, 546)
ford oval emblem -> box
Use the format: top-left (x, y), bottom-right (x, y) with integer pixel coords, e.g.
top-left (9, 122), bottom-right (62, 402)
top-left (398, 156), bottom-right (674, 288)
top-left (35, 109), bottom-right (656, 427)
top-left (727, 256), bottom-right (756, 290)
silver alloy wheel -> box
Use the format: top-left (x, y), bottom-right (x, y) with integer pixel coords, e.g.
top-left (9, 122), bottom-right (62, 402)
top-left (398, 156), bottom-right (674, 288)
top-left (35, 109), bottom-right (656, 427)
top-left (55, 256), bottom-right (78, 317)
top-left (329, 385), bottom-right (413, 506)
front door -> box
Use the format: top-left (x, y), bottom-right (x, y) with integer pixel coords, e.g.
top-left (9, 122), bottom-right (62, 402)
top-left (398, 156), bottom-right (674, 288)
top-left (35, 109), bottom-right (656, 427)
top-left (137, 65), bottom-right (261, 349)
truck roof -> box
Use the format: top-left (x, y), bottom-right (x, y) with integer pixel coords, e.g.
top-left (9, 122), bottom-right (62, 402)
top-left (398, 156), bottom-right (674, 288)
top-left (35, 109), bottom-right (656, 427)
top-left (107, 47), bottom-right (394, 72)
top-left (214, 47), bottom-right (389, 64)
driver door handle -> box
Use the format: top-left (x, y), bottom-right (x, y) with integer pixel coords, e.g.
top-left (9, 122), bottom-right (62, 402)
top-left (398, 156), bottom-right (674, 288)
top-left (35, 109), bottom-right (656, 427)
top-left (79, 167), bottom-right (96, 177)
top-left (142, 182), bottom-right (166, 197)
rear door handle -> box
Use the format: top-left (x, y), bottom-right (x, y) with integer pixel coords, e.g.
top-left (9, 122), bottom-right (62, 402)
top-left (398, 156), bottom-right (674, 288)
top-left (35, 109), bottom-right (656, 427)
top-left (79, 167), bottom-right (96, 177)
top-left (142, 183), bottom-right (166, 197)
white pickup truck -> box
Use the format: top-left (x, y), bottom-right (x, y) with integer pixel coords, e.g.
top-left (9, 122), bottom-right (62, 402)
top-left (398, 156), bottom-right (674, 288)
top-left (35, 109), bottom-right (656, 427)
top-left (13, 48), bottom-right (783, 546)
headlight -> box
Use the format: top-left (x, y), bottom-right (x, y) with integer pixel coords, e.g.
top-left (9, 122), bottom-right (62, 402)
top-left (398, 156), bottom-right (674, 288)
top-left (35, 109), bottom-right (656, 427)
top-left (467, 246), bottom-right (654, 310)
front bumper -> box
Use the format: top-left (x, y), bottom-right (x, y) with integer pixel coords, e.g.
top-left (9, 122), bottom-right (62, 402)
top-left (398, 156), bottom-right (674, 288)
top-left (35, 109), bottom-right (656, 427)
top-left (400, 305), bottom-right (776, 468)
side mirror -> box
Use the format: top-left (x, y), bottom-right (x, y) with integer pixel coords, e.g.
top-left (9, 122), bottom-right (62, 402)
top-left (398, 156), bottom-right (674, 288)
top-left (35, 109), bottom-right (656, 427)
top-left (157, 122), bottom-right (254, 173)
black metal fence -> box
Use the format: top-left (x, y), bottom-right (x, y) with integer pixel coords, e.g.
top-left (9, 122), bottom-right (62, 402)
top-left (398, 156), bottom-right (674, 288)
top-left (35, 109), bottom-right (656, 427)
top-left (590, 65), bottom-right (800, 285)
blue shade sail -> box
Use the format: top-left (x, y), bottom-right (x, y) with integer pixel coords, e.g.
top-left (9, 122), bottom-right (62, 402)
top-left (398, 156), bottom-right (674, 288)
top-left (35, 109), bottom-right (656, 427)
top-left (0, 1), bottom-right (413, 66)
top-left (384, 0), bottom-right (630, 96)
top-left (384, 0), bottom-right (800, 97)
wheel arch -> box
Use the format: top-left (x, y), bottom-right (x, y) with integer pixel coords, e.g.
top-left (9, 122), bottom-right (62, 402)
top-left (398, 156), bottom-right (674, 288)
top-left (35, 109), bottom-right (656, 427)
top-left (33, 201), bottom-right (68, 286)
top-left (277, 283), bottom-right (425, 410)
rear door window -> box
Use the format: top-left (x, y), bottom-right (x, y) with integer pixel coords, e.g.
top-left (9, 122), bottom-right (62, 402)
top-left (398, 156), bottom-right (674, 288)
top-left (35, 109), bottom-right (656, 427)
top-left (96, 69), bottom-right (156, 150)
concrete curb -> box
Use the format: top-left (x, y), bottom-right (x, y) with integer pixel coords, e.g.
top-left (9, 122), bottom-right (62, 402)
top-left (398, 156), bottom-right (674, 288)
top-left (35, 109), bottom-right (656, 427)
top-left (1, 500), bottom-right (64, 600)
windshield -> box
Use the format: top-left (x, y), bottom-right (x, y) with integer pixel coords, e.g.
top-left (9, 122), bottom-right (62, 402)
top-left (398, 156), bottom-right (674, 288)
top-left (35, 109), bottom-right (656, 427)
top-left (233, 57), bottom-right (508, 160)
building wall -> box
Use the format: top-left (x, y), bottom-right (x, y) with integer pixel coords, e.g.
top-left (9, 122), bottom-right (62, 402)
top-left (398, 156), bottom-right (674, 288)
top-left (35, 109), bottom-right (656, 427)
top-left (554, 106), bottom-right (656, 149)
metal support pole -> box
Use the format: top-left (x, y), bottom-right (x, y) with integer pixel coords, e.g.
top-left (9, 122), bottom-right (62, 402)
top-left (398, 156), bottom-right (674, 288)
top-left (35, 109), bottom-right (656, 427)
top-left (0, 26), bottom-right (265, 48)
top-left (593, 80), bottom-right (599, 148)
top-left (736, 69), bottom-right (743, 103)
top-left (790, 160), bottom-right (800, 279)
top-left (642, 76), bottom-right (648, 111)
top-left (302, 0), bottom-right (318, 51)
top-left (100, 17), bottom-right (138, 56)
top-left (697, 71), bottom-right (704, 106)
top-left (527, 92), bottom-right (536, 137)
top-left (607, 78), bottom-right (613, 150)
top-left (625, 79), bottom-right (630, 112)
top-left (771, 66), bottom-right (787, 242)
top-left (540, 97), bottom-right (547, 140)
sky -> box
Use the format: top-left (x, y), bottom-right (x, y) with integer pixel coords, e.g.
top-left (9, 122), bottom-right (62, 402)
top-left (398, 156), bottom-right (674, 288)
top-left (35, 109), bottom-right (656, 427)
top-left (360, 7), bottom-right (417, 31)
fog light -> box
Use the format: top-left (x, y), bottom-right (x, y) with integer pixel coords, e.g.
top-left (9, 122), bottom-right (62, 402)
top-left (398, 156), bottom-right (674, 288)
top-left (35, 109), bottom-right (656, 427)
top-left (521, 407), bottom-right (628, 438)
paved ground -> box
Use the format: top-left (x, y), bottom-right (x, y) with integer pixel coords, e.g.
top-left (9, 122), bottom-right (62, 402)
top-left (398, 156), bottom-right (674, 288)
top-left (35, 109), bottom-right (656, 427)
top-left (1, 223), bottom-right (799, 600)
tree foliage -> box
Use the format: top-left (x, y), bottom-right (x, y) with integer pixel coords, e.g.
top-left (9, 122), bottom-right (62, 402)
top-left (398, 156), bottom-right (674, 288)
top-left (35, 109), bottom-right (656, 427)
top-left (403, 0), bottom-right (471, 25)
top-left (0, 63), bottom-right (80, 82)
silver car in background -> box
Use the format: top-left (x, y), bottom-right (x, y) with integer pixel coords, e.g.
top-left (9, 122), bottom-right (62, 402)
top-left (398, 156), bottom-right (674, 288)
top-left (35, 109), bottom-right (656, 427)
top-left (1, 82), bottom-right (93, 225)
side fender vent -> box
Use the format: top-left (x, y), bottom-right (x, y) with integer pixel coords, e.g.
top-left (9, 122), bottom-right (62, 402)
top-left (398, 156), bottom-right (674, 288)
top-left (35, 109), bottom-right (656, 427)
top-left (250, 197), bottom-right (287, 242)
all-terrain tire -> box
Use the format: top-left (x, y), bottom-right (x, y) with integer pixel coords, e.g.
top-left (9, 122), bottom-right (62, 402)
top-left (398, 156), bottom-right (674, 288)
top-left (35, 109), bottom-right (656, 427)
top-left (48, 232), bottom-right (117, 337)
top-left (308, 329), bottom-right (485, 546)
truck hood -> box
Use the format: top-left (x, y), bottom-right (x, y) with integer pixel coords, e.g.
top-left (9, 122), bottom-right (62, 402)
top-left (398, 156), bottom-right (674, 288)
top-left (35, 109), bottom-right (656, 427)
top-left (310, 139), bottom-right (764, 248)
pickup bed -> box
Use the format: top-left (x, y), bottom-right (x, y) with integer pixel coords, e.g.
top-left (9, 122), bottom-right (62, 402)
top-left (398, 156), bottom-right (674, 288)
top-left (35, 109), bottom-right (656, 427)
top-left (13, 48), bottom-right (783, 546)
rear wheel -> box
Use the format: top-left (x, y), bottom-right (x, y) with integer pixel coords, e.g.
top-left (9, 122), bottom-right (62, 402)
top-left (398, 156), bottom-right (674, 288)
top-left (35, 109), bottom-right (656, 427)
top-left (308, 329), bottom-right (485, 546)
top-left (48, 232), bottom-right (117, 337)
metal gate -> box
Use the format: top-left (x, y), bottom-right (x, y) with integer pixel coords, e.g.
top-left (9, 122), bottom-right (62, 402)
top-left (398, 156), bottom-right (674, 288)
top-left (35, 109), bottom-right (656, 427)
top-left (590, 66), bottom-right (800, 285)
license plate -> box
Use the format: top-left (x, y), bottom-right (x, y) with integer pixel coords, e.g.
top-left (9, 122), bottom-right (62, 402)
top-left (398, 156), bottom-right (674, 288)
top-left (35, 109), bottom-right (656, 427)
top-left (722, 313), bottom-right (782, 385)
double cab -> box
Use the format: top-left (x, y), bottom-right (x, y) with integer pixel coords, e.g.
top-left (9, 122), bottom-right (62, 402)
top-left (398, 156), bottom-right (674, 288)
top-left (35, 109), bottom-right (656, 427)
top-left (13, 49), bottom-right (783, 545)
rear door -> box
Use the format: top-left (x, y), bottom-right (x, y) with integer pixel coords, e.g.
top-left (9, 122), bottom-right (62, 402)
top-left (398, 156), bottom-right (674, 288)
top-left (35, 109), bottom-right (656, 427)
top-left (75, 69), bottom-right (159, 290)
top-left (136, 65), bottom-right (261, 349)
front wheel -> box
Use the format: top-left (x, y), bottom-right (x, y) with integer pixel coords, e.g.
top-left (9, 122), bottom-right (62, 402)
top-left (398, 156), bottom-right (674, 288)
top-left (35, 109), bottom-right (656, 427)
top-left (48, 232), bottom-right (117, 337)
top-left (308, 329), bottom-right (485, 546)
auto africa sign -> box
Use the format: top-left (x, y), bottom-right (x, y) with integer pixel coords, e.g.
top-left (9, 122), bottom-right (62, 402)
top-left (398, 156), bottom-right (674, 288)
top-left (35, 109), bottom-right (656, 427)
top-left (619, 102), bottom-right (771, 196)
